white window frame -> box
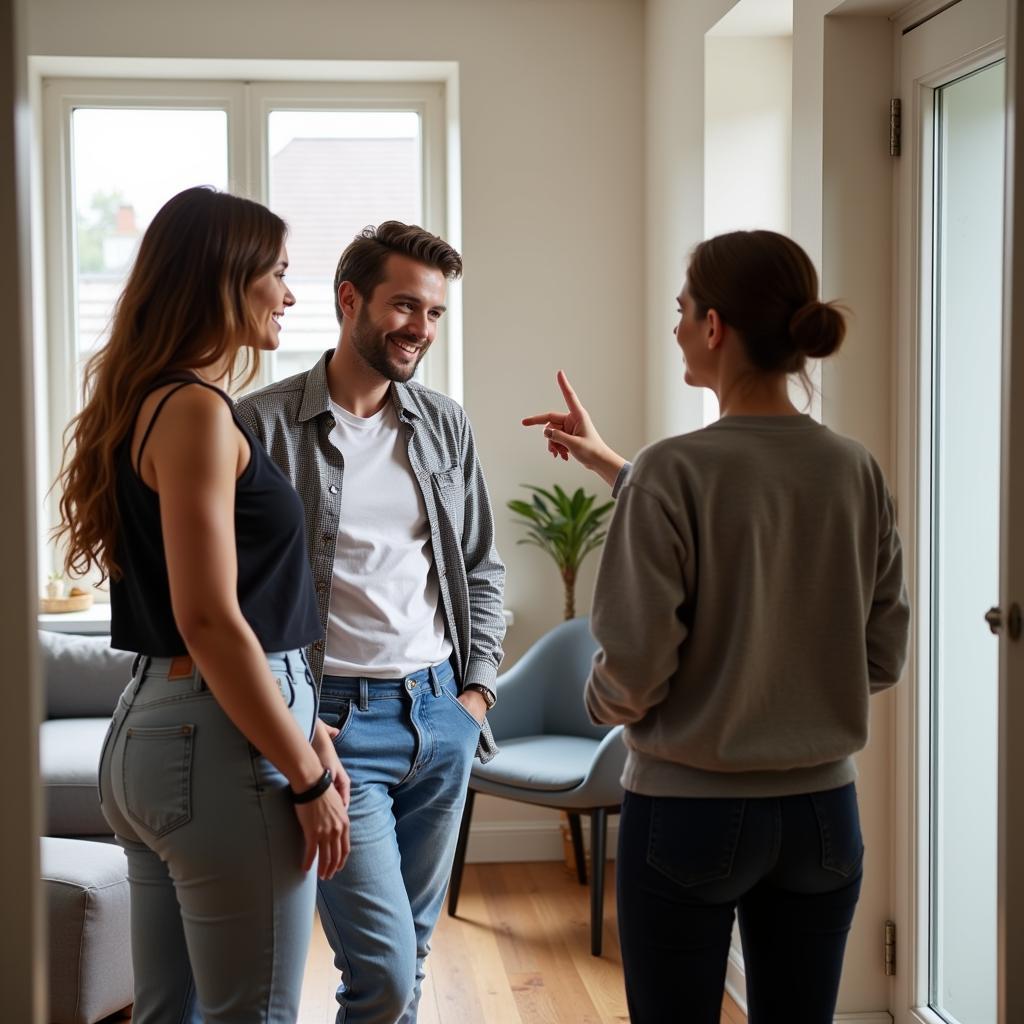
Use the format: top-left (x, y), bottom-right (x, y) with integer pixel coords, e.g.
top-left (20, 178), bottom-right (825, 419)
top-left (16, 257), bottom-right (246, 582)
top-left (41, 78), bottom-right (247, 563)
top-left (247, 80), bottom-right (451, 394)
top-left (37, 68), bottom-right (457, 583)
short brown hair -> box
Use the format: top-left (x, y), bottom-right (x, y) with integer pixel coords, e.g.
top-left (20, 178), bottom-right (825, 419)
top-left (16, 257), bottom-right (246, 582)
top-left (333, 221), bottom-right (463, 324)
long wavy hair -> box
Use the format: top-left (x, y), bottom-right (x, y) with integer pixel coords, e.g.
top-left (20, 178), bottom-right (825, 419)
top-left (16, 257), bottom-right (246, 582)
top-left (55, 186), bottom-right (287, 582)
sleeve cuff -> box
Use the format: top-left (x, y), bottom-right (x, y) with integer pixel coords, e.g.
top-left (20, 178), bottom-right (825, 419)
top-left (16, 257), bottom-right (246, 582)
top-left (612, 461), bottom-right (633, 498)
top-left (464, 658), bottom-right (499, 691)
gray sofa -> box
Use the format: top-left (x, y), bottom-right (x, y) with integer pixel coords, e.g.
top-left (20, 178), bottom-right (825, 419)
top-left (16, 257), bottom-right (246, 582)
top-left (39, 628), bottom-right (136, 1024)
top-left (39, 629), bottom-right (134, 838)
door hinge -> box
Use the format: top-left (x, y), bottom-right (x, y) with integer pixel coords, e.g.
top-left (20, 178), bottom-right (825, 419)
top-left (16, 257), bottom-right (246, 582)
top-left (890, 99), bottom-right (902, 157)
top-left (885, 919), bottom-right (897, 976)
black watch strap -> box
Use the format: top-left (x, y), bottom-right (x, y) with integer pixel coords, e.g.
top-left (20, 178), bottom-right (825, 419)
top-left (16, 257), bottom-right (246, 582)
top-left (290, 767), bottom-right (333, 804)
top-left (465, 683), bottom-right (497, 710)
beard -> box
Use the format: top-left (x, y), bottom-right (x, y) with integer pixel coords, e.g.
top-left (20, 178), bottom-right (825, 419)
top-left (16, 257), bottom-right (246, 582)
top-left (350, 306), bottom-right (428, 383)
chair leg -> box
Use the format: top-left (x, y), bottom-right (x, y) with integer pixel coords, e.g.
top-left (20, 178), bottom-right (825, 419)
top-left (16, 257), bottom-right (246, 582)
top-left (590, 807), bottom-right (607, 956)
top-left (447, 788), bottom-right (475, 917)
top-left (568, 812), bottom-right (588, 885)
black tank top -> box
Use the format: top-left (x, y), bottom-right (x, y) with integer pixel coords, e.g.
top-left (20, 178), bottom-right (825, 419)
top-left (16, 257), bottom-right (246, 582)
top-left (110, 375), bottom-right (323, 656)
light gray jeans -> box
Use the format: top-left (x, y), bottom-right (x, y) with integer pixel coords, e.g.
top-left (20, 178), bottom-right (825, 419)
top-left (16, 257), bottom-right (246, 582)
top-left (98, 648), bottom-right (318, 1024)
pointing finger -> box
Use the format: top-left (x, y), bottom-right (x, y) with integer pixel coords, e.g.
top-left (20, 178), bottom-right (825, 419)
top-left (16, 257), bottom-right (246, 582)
top-left (556, 370), bottom-right (585, 416)
top-left (522, 413), bottom-right (566, 427)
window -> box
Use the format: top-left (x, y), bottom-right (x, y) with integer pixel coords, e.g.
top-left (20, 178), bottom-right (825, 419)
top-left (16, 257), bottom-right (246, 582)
top-left (264, 105), bottom-right (422, 382)
top-left (40, 75), bottom-right (453, 581)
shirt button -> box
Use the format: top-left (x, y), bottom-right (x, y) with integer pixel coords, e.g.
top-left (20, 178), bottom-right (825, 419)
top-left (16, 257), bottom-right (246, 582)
top-left (316, 581), bottom-right (328, 593)
top-left (322, 533), bottom-right (333, 544)
top-left (314, 640), bottom-right (324, 652)
top-left (329, 484), bottom-right (339, 495)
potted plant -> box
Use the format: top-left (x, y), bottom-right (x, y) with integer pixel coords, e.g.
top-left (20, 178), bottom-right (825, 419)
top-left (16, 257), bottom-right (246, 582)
top-left (45, 572), bottom-right (66, 600)
top-left (507, 484), bottom-right (614, 620)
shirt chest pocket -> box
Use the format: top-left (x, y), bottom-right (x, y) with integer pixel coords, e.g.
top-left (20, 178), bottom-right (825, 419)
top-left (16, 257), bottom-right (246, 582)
top-left (431, 467), bottom-right (465, 533)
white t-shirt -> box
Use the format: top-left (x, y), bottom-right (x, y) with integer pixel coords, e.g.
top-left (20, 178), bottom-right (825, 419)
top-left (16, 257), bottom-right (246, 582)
top-left (323, 398), bottom-right (452, 678)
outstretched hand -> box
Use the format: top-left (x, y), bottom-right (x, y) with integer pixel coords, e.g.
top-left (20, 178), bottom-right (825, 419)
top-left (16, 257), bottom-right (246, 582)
top-left (522, 371), bottom-right (626, 489)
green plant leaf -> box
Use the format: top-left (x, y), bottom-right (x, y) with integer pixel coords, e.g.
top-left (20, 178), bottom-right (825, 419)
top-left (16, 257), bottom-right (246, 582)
top-left (506, 499), bottom-right (540, 518)
top-left (508, 483), bottom-right (616, 579)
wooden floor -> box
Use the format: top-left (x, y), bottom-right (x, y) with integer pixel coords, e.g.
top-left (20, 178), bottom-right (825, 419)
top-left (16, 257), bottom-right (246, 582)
top-left (299, 861), bottom-right (747, 1024)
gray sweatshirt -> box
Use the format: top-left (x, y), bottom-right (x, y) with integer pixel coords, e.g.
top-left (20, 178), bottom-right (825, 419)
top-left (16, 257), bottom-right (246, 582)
top-left (585, 415), bottom-right (910, 798)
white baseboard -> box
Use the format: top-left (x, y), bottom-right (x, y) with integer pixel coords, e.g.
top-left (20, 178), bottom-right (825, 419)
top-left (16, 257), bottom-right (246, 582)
top-left (725, 953), bottom-right (892, 1023)
top-left (725, 944), bottom-right (748, 1013)
top-left (466, 818), bottom-right (620, 864)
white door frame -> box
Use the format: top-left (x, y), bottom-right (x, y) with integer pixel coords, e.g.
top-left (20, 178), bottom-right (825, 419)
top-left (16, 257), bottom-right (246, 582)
top-left (997, 0), bottom-right (1024, 1018)
top-left (891, 0), bottom-right (1016, 1020)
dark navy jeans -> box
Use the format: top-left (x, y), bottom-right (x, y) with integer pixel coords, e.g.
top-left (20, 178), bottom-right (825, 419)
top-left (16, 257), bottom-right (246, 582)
top-left (616, 783), bottom-right (863, 1024)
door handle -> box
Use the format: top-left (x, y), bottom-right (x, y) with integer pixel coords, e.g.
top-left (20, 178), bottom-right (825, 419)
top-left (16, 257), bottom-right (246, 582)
top-left (985, 603), bottom-right (1022, 640)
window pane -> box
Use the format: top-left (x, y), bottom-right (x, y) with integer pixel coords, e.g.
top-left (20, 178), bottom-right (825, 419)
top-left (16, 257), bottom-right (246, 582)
top-left (71, 108), bottom-right (228, 397)
top-left (267, 110), bottom-right (422, 382)
top-left (929, 60), bottom-right (1004, 1024)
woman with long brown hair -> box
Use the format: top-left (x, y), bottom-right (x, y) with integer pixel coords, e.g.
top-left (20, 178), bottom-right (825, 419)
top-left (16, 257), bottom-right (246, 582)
top-left (524, 229), bottom-right (910, 1023)
top-left (56, 185), bottom-right (349, 1023)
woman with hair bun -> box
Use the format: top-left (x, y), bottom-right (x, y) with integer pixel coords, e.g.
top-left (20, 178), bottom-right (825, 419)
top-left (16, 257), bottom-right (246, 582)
top-left (524, 229), bottom-right (910, 1023)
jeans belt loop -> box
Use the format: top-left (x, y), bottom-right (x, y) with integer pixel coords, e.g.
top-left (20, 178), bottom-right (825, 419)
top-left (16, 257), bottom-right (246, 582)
top-left (358, 679), bottom-right (369, 712)
top-left (131, 653), bottom-right (149, 690)
top-left (428, 664), bottom-right (442, 697)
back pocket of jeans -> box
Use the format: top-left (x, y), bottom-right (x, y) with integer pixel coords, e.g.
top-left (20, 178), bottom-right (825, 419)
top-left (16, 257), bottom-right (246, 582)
top-left (809, 784), bottom-right (864, 878)
top-left (122, 725), bottom-right (195, 837)
top-left (647, 796), bottom-right (746, 887)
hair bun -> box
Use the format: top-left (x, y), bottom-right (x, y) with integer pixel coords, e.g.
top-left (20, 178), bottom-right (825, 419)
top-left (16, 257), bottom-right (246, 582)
top-left (789, 300), bottom-right (846, 359)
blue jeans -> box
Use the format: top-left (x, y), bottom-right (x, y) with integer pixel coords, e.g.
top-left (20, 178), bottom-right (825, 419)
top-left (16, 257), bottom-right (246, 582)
top-left (98, 649), bottom-right (319, 1024)
top-left (617, 784), bottom-right (864, 1024)
top-left (316, 658), bottom-right (480, 1024)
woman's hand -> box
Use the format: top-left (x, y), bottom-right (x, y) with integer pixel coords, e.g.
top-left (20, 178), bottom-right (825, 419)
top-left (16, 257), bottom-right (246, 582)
top-left (294, 784), bottom-right (350, 880)
top-left (522, 370), bottom-right (626, 489)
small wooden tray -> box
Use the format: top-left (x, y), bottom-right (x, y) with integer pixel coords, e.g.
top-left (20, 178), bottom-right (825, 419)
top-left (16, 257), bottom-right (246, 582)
top-left (40, 593), bottom-right (94, 614)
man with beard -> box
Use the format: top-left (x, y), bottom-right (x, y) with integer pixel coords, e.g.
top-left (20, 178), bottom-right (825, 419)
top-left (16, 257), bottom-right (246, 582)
top-left (236, 222), bottom-right (505, 1024)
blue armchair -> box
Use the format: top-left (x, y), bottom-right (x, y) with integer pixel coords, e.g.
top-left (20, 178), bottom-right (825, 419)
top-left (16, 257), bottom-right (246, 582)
top-left (447, 617), bottom-right (626, 955)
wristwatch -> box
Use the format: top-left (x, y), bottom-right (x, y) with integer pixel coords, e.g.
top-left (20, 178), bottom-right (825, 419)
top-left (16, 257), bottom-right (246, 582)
top-left (464, 683), bottom-right (497, 710)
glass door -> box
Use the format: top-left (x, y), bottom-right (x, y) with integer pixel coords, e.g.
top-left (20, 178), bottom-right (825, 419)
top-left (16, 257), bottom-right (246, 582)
top-left (896, 0), bottom-right (1007, 1019)
top-left (926, 58), bottom-right (1004, 1024)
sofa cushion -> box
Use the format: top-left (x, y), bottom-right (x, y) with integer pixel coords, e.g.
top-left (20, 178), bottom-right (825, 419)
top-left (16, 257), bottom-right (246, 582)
top-left (42, 836), bottom-right (132, 1023)
top-left (40, 630), bottom-right (133, 719)
top-left (471, 735), bottom-right (602, 792)
top-left (41, 718), bottom-right (112, 836)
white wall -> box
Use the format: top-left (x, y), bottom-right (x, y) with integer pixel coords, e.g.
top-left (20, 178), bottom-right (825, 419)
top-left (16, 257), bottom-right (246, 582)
top-left (26, 0), bottom-right (646, 856)
top-left (704, 32), bottom-right (792, 424)
top-left (704, 35), bottom-right (792, 238)
top-left (645, 0), bottom-right (738, 446)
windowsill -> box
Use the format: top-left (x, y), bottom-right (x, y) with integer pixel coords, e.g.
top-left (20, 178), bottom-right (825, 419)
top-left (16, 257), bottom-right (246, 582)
top-left (38, 603), bottom-right (515, 635)
top-left (38, 603), bottom-right (112, 635)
